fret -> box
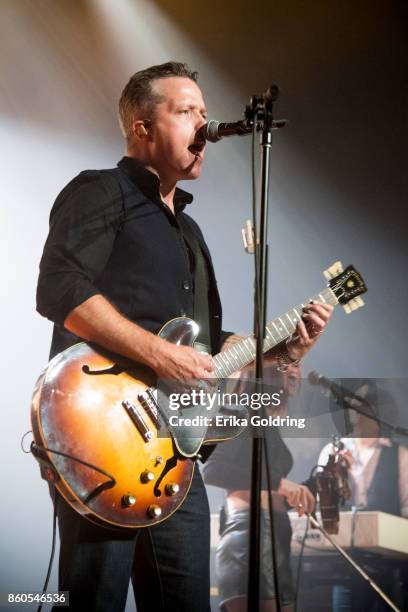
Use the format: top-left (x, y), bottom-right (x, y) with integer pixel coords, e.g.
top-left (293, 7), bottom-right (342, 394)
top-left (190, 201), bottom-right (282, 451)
top-left (285, 312), bottom-right (297, 331)
top-left (236, 342), bottom-right (247, 365)
top-left (245, 337), bottom-right (255, 354)
top-left (325, 288), bottom-right (338, 306)
top-left (265, 325), bottom-right (279, 345)
top-left (220, 352), bottom-right (232, 376)
top-left (272, 321), bottom-right (284, 340)
top-left (264, 329), bottom-right (274, 350)
top-left (245, 337), bottom-right (257, 360)
top-left (263, 337), bottom-right (272, 353)
top-left (241, 339), bottom-right (253, 361)
top-left (221, 352), bottom-right (233, 375)
top-left (318, 292), bottom-right (326, 303)
top-left (246, 336), bottom-right (256, 350)
top-left (278, 317), bottom-right (290, 337)
top-left (214, 355), bottom-right (228, 378)
top-left (231, 348), bottom-right (241, 366)
top-left (292, 307), bottom-right (301, 322)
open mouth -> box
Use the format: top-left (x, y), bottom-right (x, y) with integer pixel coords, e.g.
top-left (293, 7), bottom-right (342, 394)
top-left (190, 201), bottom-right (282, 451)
top-left (188, 142), bottom-right (205, 160)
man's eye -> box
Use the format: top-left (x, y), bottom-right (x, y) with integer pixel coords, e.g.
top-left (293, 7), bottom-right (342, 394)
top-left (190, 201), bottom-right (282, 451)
top-left (179, 109), bottom-right (190, 114)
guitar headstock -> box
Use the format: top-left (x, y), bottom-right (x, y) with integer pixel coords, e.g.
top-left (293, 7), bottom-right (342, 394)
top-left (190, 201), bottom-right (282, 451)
top-left (323, 261), bottom-right (367, 313)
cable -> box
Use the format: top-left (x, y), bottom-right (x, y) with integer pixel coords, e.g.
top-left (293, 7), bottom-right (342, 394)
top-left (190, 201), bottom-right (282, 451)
top-left (21, 430), bottom-right (33, 453)
top-left (294, 513), bottom-right (310, 612)
top-left (23, 434), bottom-right (117, 611)
top-left (37, 492), bottom-right (58, 612)
top-left (30, 442), bottom-right (116, 492)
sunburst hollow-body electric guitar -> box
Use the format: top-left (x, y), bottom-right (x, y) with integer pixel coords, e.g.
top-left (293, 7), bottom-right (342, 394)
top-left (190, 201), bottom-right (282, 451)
top-left (31, 262), bottom-right (367, 529)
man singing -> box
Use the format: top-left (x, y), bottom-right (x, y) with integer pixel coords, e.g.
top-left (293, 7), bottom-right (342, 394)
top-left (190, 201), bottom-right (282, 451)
top-left (36, 61), bottom-right (332, 611)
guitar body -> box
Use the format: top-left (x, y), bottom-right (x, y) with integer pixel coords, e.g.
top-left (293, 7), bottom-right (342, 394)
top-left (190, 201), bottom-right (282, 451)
top-left (31, 318), bottom-right (207, 529)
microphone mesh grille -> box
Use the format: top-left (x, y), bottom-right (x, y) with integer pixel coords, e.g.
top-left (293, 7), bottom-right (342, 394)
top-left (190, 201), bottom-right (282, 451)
top-left (206, 120), bottom-right (220, 143)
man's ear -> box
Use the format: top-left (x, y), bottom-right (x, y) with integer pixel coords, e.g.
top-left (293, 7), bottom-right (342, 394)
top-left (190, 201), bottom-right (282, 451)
top-left (132, 120), bottom-right (149, 139)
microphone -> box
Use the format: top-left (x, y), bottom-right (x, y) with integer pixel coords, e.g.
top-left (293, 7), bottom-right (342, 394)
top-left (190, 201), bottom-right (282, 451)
top-left (307, 370), bottom-right (352, 402)
top-left (308, 371), bottom-right (367, 437)
top-left (198, 119), bottom-right (288, 143)
top-left (308, 372), bottom-right (408, 438)
top-left (199, 120), bottom-right (252, 143)
top-left (307, 372), bottom-right (365, 408)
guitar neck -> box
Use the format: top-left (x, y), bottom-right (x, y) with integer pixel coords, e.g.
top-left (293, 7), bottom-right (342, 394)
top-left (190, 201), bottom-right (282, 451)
top-left (213, 287), bottom-right (338, 378)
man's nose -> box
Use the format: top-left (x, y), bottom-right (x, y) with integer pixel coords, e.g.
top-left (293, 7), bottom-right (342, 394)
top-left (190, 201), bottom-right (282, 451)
top-left (194, 109), bottom-right (207, 129)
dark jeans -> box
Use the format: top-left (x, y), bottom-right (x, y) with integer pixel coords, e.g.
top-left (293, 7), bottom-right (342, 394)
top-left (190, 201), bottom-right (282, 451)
top-left (52, 467), bottom-right (210, 612)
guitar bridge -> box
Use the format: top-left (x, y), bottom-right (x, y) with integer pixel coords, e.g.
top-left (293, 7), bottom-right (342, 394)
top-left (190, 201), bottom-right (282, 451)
top-left (122, 399), bottom-right (153, 442)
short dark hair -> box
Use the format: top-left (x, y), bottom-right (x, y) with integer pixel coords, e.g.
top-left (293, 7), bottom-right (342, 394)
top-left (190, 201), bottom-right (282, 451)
top-left (119, 61), bottom-right (198, 141)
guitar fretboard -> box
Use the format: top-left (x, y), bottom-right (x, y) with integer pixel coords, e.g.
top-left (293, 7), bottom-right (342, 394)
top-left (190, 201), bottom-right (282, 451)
top-left (212, 287), bottom-right (338, 378)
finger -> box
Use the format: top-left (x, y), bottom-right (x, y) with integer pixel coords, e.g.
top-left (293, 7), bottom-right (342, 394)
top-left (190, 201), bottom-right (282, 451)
top-left (300, 485), bottom-right (315, 514)
top-left (307, 303), bottom-right (333, 321)
top-left (291, 489), bottom-right (302, 507)
top-left (296, 319), bottom-right (312, 343)
top-left (302, 312), bottom-right (326, 329)
top-left (286, 491), bottom-right (297, 507)
top-left (198, 355), bottom-right (214, 372)
top-left (309, 301), bottom-right (334, 315)
top-left (299, 488), bottom-right (308, 510)
top-left (304, 489), bottom-right (316, 514)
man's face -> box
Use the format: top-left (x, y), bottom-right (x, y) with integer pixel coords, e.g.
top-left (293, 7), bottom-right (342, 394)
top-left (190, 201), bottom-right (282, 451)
top-left (145, 76), bottom-right (207, 183)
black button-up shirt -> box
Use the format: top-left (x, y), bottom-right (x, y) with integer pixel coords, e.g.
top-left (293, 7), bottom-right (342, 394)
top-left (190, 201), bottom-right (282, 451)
top-left (37, 157), bottom-right (228, 359)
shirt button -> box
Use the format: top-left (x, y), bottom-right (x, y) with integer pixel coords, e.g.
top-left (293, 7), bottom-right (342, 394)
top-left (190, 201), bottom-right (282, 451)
top-left (182, 280), bottom-right (191, 291)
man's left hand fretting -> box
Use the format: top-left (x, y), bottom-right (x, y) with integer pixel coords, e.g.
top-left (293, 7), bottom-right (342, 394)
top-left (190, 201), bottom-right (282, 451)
top-left (286, 301), bottom-right (334, 361)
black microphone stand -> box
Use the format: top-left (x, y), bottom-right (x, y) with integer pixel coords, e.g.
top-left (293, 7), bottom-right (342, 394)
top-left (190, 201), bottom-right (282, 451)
top-left (246, 86), bottom-right (287, 611)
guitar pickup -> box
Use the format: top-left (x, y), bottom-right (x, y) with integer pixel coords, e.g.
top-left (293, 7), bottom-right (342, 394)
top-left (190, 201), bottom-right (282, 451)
top-left (137, 389), bottom-right (161, 428)
top-left (122, 399), bottom-right (153, 442)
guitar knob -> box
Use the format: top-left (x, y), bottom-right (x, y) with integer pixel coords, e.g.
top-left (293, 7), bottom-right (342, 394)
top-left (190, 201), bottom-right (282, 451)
top-left (122, 493), bottom-right (137, 507)
top-left (165, 482), bottom-right (180, 496)
top-left (140, 470), bottom-right (155, 484)
top-left (147, 504), bottom-right (162, 519)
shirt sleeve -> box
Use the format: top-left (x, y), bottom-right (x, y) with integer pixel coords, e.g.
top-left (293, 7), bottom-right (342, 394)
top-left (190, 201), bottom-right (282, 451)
top-left (36, 171), bottom-right (123, 326)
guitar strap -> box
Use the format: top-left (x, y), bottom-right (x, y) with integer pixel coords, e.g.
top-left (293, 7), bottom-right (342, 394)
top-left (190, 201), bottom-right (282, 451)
top-left (178, 216), bottom-right (212, 354)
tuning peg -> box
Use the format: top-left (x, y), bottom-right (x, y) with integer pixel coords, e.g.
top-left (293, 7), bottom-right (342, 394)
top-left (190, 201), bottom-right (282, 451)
top-left (330, 261), bottom-right (344, 275)
top-left (343, 296), bottom-right (365, 314)
top-left (323, 261), bottom-right (344, 280)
